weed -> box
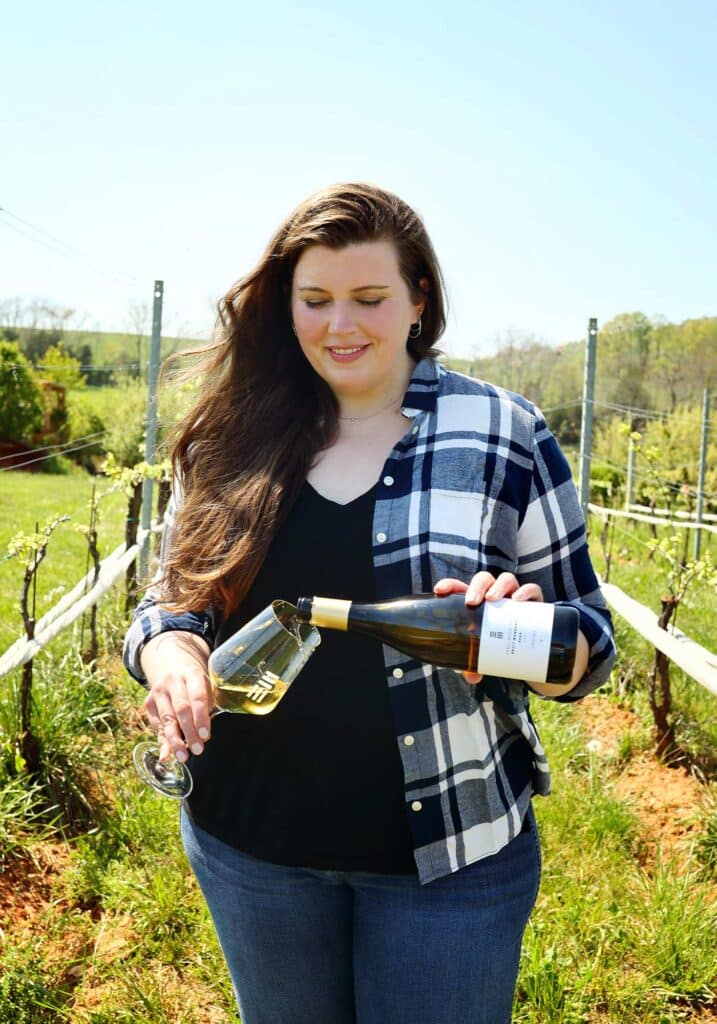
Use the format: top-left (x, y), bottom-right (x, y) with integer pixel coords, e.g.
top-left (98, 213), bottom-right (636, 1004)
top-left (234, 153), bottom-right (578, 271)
top-left (0, 952), bottom-right (64, 1024)
top-left (695, 790), bottom-right (717, 877)
top-left (0, 774), bottom-right (57, 864)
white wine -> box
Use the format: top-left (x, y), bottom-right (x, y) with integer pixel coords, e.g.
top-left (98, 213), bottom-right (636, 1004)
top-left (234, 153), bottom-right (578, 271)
top-left (206, 599), bottom-right (320, 717)
top-left (296, 592), bottom-right (579, 685)
top-left (210, 668), bottom-right (290, 716)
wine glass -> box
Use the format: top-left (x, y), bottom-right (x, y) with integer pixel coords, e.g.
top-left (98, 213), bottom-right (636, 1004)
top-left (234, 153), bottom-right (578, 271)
top-left (133, 600), bottom-right (321, 799)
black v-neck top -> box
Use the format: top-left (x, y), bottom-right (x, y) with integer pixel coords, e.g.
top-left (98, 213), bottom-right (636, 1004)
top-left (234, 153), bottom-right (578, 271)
top-left (184, 480), bottom-right (417, 874)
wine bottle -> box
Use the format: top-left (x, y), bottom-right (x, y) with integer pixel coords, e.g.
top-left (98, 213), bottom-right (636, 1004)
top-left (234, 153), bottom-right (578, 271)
top-left (295, 593), bottom-right (579, 685)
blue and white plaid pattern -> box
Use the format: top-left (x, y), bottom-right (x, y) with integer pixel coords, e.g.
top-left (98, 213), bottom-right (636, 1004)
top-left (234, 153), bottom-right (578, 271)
top-left (123, 358), bottom-right (615, 884)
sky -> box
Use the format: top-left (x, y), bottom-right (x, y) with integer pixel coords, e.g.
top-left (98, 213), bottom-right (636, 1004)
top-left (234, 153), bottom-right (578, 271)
top-left (2, 0), bottom-right (716, 358)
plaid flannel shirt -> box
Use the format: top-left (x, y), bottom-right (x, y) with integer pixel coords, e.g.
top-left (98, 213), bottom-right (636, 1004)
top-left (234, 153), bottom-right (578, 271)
top-left (123, 358), bottom-right (615, 884)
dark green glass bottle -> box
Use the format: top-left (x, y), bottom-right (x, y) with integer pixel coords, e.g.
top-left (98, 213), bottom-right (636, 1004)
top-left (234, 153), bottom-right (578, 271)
top-left (295, 592), bottom-right (579, 684)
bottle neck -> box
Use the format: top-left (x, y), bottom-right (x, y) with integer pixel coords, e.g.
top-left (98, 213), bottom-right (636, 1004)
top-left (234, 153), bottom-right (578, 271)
top-left (297, 596), bottom-right (351, 631)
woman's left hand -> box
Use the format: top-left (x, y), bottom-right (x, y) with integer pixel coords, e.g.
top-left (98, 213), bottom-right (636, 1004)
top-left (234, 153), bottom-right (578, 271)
top-left (433, 572), bottom-right (544, 685)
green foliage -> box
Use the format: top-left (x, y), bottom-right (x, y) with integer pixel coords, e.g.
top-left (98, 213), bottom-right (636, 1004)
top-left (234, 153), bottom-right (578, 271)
top-left (589, 462), bottom-right (625, 504)
top-left (39, 343), bottom-right (87, 389)
top-left (695, 791), bottom-right (717, 877)
top-left (629, 859), bottom-right (717, 997)
top-left (450, 313), bottom-right (717, 454)
top-left (0, 649), bottom-right (116, 832)
top-left (4, 513), bottom-right (70, 569)
top-left (0, 340), bottom-right (44, 441)
top-left (101, 452), bottom-right (171, 493)
top-left (0, 774), bottom-right (57, 865)
top-left (0, 954), bottom-right (63, 1024)
top-left (597, 311), bottom-right (654, 411)
top-left (627, 431), bottom-right (717, 601)
top-left (595, 407), bottom-right (717, 512)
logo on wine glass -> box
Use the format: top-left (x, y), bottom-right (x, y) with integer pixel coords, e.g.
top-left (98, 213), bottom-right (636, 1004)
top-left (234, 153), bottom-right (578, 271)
top-left (246, 671), bottom-right (280, 703)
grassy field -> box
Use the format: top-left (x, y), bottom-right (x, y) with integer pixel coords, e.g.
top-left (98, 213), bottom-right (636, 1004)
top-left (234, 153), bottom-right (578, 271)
top-left (0, 473), bottom-right (716, 1022)
top-left (0, 471), bottom-right (130, 652)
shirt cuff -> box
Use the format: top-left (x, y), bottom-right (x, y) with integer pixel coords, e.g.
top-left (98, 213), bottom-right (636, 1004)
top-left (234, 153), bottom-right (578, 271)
top-left (551, 601), bottom-right (616, 703)
top-left (122, 598), bottom-right (215, 684)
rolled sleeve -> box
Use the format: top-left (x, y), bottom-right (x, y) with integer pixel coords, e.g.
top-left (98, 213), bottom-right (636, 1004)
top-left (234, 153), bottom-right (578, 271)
top-left (122, 598), bottom-right (215, 684)
top-left (516, 413), bottom-right (616, 701)
top-left (121, 484), bottom-right (216, 685)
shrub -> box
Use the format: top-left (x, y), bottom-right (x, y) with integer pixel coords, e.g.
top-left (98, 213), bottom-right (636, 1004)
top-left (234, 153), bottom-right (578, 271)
top-left (0, 341), bottom-right (44, 441)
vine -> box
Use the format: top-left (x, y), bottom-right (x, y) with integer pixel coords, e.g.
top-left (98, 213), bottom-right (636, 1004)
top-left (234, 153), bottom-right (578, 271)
top-left (625, 428), bottom-right (717, 758)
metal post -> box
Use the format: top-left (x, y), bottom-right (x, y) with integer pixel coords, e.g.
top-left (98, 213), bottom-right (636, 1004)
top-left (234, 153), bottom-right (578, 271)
top-left (625, 434), bottom-right (635, 511)
top-left (693, 388), bottom-right (710, 561)
top-left (139, 280), bottom-right (164, 581)
top-left (579, 318), bottom-right (598, 525)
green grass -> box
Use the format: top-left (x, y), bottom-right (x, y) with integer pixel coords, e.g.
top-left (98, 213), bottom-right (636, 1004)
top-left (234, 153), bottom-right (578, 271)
top-left (0, 471), bottom-right (140, 651)
top-left (515, 700), bottom-right (717, 1023)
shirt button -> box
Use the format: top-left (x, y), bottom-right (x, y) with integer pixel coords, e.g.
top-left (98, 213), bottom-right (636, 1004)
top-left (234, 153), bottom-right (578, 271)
top-left (383, 475), bottom-right (394, 486)
top-left (411, 800), bottom-right (423, 812)
top-left (411, 425), bottom-right (419, 435)
top-left (392, 667), bottom-right (404, 678)
top-left (376, 532), bottom-right (387, 543)
top-left (403, 735), bottom-right (415, 746)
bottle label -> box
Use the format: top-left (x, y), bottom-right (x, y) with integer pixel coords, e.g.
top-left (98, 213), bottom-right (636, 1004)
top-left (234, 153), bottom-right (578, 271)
top-left (476, 599), bottom-right (555, 682)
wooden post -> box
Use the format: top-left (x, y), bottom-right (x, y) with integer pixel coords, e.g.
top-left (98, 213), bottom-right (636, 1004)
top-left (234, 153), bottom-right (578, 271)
top-left (125, 481), bottom-right (143, 612)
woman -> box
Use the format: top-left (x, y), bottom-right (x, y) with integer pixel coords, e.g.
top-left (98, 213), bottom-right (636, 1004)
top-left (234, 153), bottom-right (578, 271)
top-left (124, 182), bottom-right (616, 1024)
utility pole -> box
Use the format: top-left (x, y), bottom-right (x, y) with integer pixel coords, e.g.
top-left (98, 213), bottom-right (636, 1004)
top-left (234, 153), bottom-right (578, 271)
top-left (139, 280), bottom-right (164, 581)
top-left (579, 318), bottom-right (598, 525)
top-left (625, 434), bottom-right (635, 511)
top-left (693, 388), bottom-right (710, 561)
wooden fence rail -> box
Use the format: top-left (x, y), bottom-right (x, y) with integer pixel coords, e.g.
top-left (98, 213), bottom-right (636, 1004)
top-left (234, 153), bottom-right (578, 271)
top-left (0, 522), bottom-right (163, 680)
top-left (589, 502), bottom-right (717, 535)
top-left (599, 578), bottom-right (717, 698)
top-left (628, 503), bottom-right (717, 523)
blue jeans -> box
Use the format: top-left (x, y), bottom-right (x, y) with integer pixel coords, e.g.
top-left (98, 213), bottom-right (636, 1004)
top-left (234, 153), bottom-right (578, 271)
top-left (181, 808), bottom-right (541, 1024)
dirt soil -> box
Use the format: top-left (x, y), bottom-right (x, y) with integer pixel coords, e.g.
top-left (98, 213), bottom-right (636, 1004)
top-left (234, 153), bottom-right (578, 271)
top-left (575, 697), bottom-right (712, 863)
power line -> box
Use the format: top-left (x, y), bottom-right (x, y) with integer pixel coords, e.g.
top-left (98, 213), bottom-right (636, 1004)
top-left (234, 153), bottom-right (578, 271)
top-left (0, 437), bottom-right (108, 472)
top-left (591, 399), bottom-right (669, 422)
top-left (4, 361), bottom-right (142, 373)
top-left (0, 204), bottom-right (140, 287)
top-left (0, 430), bottom-right (108, 463)
top-left (540, 398), bottom-right (583, 414)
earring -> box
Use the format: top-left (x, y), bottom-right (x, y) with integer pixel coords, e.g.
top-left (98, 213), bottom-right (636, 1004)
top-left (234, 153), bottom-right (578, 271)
top-left (408, 315), bottom-right (422, 340)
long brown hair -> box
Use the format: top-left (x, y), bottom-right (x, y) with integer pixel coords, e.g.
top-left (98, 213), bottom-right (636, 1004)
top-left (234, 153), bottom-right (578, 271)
top-left (160, 182), bottom-right (447, 616)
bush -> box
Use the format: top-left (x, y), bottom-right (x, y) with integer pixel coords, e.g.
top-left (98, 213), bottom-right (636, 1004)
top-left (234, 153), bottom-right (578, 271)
top-left (0, 341), bottom-right (44, 441)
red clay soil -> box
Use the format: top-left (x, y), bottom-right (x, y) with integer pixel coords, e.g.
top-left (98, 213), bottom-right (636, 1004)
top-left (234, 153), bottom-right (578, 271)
top-left (0, 841), bottom-right (72, 935)
top-left (575, 697), bottom-right (711, 862)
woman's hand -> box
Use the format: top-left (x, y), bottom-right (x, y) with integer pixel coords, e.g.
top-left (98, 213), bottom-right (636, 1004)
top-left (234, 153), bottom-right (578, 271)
top-left (433, 572), bottom-right (544, 685)
top-left (140, 631), bottom-right (213, 763)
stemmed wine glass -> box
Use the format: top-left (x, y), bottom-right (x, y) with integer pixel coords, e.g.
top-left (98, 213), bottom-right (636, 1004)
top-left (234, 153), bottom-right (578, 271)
top-left (133, 600), bottom-right (321, 799)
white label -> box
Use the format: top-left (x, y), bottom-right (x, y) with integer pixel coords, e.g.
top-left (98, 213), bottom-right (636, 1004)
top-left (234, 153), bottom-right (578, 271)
top-left (476, 599), bottom-right (554, 682)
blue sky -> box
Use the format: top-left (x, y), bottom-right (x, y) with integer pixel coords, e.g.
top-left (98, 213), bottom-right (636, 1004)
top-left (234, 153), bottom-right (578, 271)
top-left (2, 0), bottom-right (715, 357)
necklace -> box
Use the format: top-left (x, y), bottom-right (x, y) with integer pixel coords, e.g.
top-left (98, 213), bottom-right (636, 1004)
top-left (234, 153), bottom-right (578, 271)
top-left (339, 392), bottom-right (406, 422)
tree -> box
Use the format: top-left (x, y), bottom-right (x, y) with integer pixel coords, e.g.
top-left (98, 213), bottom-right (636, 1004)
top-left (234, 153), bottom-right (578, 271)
top-left (39, 343), bottom-right (87, 390)
top-left (596, 312), bottom-right (654, 415)
top-left (0, 340), bottom-right (44, 440)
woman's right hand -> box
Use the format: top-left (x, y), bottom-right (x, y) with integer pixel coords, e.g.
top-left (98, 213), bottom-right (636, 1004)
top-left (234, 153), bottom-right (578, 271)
top-left (140, 631), bottom-right (213, 764)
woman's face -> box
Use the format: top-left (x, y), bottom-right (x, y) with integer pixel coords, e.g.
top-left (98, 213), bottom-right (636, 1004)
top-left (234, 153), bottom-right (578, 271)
top-left (290, 239), bottom-right (425, 408)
